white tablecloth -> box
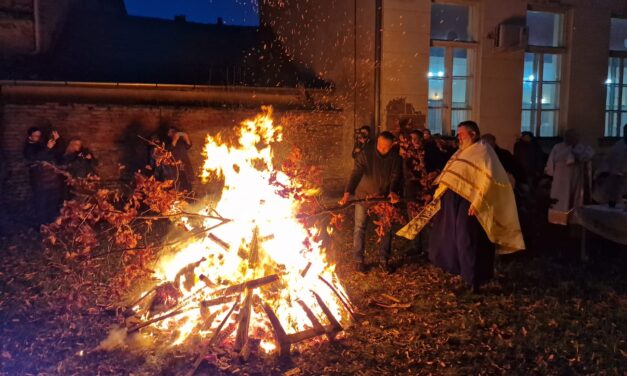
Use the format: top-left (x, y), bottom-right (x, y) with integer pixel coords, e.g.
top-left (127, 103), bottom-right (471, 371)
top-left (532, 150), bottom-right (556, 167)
top-left (573, 205), bottom-right (627, 245)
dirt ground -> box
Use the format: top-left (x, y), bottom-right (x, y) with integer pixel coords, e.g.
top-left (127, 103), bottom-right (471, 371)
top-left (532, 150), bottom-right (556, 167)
top-left (1, 215), bottom-right (626, 375)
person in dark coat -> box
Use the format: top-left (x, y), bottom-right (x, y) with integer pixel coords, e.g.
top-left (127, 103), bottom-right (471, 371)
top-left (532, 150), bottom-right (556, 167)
top-left (163, 127), bottom-right (194, 192)
top-left (513, 131), bottom-right (545, 188)
top-left (61, 138), bottom-right (97, 179)
top-left (23, 127), bottom-right (64, 226)
top-left (339, 131), bottom-right (404, 272)
top-left (352, 126), bottom-right (372, 159)
top-left (481, 134), bottom-right (526, 186)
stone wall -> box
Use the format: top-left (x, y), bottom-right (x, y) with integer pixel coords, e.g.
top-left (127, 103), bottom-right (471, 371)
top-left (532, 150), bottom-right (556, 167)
top-left (0, 102), bottom-right (348, 201)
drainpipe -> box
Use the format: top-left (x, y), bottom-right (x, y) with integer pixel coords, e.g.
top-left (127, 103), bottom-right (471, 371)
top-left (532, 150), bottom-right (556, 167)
top-left (374, 0), bottom-right (382, 133)
top-left (31, 0), bottom-right (41, 54)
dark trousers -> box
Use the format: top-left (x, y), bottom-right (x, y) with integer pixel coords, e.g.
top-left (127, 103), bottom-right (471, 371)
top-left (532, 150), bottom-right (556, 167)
top-left (353, 204), bottom-right (393, 263)
top-left (32, 185), bottom-right (62, 226)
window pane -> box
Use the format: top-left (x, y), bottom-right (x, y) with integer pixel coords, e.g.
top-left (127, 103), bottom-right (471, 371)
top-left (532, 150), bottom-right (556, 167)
top-left (428, 47), bottom-right (446, 77)
top-left (541, 83), bottom-right (560, 109)
top-left (606, 85), bottom-right (620, 110)
top-left (610, 18), bottom-right (627, 51)
top-left (623, 87), bottom-right (627, 111)
top-left (521, 110), bottom-right (536, 133)
top-left (431, 3), bottom-right (473, 41)
top-left (428, 79), bottom-right (445, 106)
top-left (543, 54), bottom-right (561, 81)
top-left (451, 110), bottom-right (471, 132)
top-left (428, 108), bottom-right (443, 134)
top-left (452, 78), bottom-right (471, 107)
top-left (605, 112), bottom-right (619, 137)
top-left (623, 58), bottom-right (627, 84)
top-left (539, 111), bottom-right (558, 137)
top-left (522, 81), bottom-right (538, 109)
top-left (452, 48), bottom-right (470, 76)
top-left (527, 11), bottom-right (564, 47)
top-left (523, 53), bottom-right (539, 81)
top-left (607, 57), bottom-right (621, 84)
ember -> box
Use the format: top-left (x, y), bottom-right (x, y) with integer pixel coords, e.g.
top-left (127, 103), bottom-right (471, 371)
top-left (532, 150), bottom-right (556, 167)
top-left (125, 107), bottom-right (353, 364)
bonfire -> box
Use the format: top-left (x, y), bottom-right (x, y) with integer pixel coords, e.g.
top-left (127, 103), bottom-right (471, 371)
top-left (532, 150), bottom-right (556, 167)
top-left (119, 107), bottom-right (353, 371)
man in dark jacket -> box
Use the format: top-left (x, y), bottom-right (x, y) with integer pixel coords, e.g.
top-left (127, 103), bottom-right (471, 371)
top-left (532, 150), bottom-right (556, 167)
top-left (339, 131), bottom-right (403, 272)
top-left (23, 127), bottom-right (64, 225)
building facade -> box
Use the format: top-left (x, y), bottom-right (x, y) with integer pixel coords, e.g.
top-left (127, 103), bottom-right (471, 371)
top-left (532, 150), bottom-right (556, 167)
top-left (262, 0), bottom-right (627, 149)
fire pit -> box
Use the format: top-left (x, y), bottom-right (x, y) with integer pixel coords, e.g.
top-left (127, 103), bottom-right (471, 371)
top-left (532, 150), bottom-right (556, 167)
top-left (121, 107), bottom-right (353, 370)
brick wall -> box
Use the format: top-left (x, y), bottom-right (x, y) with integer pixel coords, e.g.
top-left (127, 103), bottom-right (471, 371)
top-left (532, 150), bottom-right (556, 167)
top-left (0, 103), bottom-right (349, 201)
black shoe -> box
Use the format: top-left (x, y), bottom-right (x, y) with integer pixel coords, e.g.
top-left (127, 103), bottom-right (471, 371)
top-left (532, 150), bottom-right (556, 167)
top-left (356, 261), bottom-right (368, 273)
top-left (379, 261), bottom-right (395, 274)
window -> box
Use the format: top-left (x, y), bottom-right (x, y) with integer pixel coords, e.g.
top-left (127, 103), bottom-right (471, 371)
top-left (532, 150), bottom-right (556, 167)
top-left (521, 10), bottom-right (565, 136)
top-left (605, 18), bottom-right (627, 137)
top-left (428, 2), bottom-right (476, 135)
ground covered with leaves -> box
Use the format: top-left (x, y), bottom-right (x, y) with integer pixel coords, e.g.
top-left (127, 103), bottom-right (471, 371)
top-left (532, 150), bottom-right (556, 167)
top-left (1, 219), bottom-right (626, 375)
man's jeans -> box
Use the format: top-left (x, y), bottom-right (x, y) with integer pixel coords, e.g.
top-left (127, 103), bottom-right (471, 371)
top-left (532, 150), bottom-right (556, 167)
top-left (353, 203), bottom-right (393, 264)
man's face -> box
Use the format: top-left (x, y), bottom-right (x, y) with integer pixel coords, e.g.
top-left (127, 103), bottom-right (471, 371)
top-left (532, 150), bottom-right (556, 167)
top-left (422, 130), bottom-right (431, 140)
top-left (69, 140), bottom-right (82, 153)
top-left (358, 129), bottom-right (369, 144)
top-left (457, 126), bottom-right (474, 149)
top-left (521, 134), bottom-right (532, 143)
top-left (410, 133), bottom-right (421, 147)
top-left (28, 131), bottom-right (42, 143)
top-left (376, 136), bottom-right (394, 155)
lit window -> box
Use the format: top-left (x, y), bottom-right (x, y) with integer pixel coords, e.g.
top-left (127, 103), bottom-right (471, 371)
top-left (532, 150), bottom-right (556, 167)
top-left (605, 18), bottom-right (627, 137)
top-left (521, 9), bottom-right (565, 136)
top-left (428, 3), bottom-right (475, 135)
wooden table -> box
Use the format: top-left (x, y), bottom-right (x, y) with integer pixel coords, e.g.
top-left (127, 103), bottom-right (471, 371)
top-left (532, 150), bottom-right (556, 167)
top-left (573, 204), bottom-right (627, 261)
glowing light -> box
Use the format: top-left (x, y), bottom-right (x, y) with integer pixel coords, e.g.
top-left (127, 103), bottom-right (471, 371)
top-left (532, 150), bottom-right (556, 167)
top-left (437, 71), bottom-right (444, 77)
top-left (141, 106), bottom-right (351, 352)
top-left (528, 75), bottom-right (535, 81)
top-left (605, 78), bottom-right (612, 84)
top-left (427, 71), bottom-right (434, 77)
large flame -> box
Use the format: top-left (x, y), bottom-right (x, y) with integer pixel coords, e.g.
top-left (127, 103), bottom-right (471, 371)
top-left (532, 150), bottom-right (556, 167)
top-left (142, 107), bottom-right (351, 352)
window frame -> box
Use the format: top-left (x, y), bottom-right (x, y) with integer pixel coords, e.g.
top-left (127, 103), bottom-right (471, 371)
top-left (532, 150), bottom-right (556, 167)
top-left (428, 0), bottom-right (479, 135)
top-left (522, 6), bottom-right (568, 137)
top-left (604, 16), bottom-right (627, 137)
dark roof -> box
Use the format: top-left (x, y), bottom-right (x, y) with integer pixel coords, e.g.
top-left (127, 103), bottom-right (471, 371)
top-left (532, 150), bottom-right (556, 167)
top-left (0, 2), bottom-right (328, 88)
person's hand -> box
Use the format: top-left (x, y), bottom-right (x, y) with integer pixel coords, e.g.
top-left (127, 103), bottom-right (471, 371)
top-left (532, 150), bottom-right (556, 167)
top-left (85, 153), bottom-right (93, 160)
top-left (389, 192), bottom-right (400, 204)
top-left (338, 192), bottom-right (350, 206)
top-left (46, 139), bottom-right (56, 149)
top-left (51, 131), bottom-right (60, 141)
top-left (172, 132), bottom-right (181, 144)
top-left (468, 206), bottom-right (476, 216)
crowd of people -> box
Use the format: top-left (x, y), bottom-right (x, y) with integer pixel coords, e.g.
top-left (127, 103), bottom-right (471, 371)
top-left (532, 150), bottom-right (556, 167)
top-left (342, 122), bottom-right (627, 292)
top-left (23, 126), bottom-right (194, 227)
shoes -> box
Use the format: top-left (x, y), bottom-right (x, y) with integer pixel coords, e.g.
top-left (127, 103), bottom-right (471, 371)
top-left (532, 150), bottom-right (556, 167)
top-left (356, 261), bottom-right (368, 273)
top-left (379, 260), bottom-right (395, 274)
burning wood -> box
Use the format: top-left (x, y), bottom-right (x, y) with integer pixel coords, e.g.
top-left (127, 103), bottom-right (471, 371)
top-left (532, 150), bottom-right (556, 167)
top-left (111, 107), bottom-right (352, 371)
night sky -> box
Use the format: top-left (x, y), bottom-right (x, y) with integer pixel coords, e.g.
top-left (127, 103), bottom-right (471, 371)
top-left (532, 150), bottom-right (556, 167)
top-left (123, 0), bottom-right (259, 26)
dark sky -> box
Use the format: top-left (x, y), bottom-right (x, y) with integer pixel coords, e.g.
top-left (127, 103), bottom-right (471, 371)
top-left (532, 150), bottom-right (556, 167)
top-left (123, 0), bottom-right (259, 26)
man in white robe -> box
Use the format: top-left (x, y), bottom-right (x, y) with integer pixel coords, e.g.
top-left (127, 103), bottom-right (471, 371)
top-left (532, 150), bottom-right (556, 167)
top-left (545, 129), bottom-right (594, 225)
top-left (593, 124), bottom-right (627, 206)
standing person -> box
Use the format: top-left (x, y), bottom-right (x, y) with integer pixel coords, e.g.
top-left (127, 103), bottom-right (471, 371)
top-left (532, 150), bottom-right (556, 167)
top-left (61, 138), bottom-right (97, 179)
top-left (593, 124), bottom-right (627, 207)
top-left (23, 127), bottom-right (64, 226)
top-left (514, 131), bottom-right (545, 188)
top-left (352, 125), bottom-right (372, 159)
top-left (481, 134), bottom-right (526, 187)
top-left (339, 131), bottom-right (403, 272)
top-left (164, 127), bottom-right (194, 192)
top-left (399, 121), bottom-right (524, 292)
top-left (545, 129), bottom-right (594, 225)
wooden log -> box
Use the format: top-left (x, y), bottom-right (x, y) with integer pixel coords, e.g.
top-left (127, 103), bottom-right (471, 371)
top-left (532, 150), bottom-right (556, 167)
top-left (234, 289), bottom-right (253, 353)
top-left (262, 303), bottom-right (290, 358)
top-left (296, 300), bottom-right (329, 340)
top-left (286, 325), bottom-right (335, 344)
top-left (300, 262), bottom-right (312, 278)
top-left (218, 274), bottom-right (280, 296)
top-left (208, 233), bottom-right (230, 251)
top-left (318, 275), bottom-right (356, 319)
top-left (201, 295), bottom-right (238, 308)
top-left (311, 291), bottom-right (343, 338)
top-left (128, 307), bottom-right (187, 333)
top-left (186, 296), bottom-right (240, 376)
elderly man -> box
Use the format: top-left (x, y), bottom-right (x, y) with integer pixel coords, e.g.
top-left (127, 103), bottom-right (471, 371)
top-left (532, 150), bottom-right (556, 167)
top-left (339, 131), bottom-right (403, 272)
top-left (398, 121), bottom-right (524, 292)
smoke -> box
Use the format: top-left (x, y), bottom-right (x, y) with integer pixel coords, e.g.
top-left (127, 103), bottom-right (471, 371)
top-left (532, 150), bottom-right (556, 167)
top-left (97, 327), bottom-right (128, 351)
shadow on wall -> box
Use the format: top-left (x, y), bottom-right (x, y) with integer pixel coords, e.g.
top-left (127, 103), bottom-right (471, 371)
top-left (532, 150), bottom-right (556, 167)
top-left (118, 120), bottom-right (155, 181)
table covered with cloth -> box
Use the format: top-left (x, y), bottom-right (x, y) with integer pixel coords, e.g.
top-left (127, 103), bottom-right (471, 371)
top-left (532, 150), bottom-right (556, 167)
top-left (573, 204), bottom-right (627, 245)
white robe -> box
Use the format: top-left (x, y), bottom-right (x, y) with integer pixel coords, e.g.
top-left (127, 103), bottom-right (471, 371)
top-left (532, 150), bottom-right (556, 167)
top-left (545, 142), bottom-right (594, 225)
top-left (593, 139), bottom-right (627, 204)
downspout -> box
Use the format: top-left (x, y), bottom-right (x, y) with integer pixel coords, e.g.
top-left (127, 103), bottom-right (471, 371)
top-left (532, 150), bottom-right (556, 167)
top-left (31, 0), bottom-right (41, 54)
top-left (374, 0), bottom-right (382, 133)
